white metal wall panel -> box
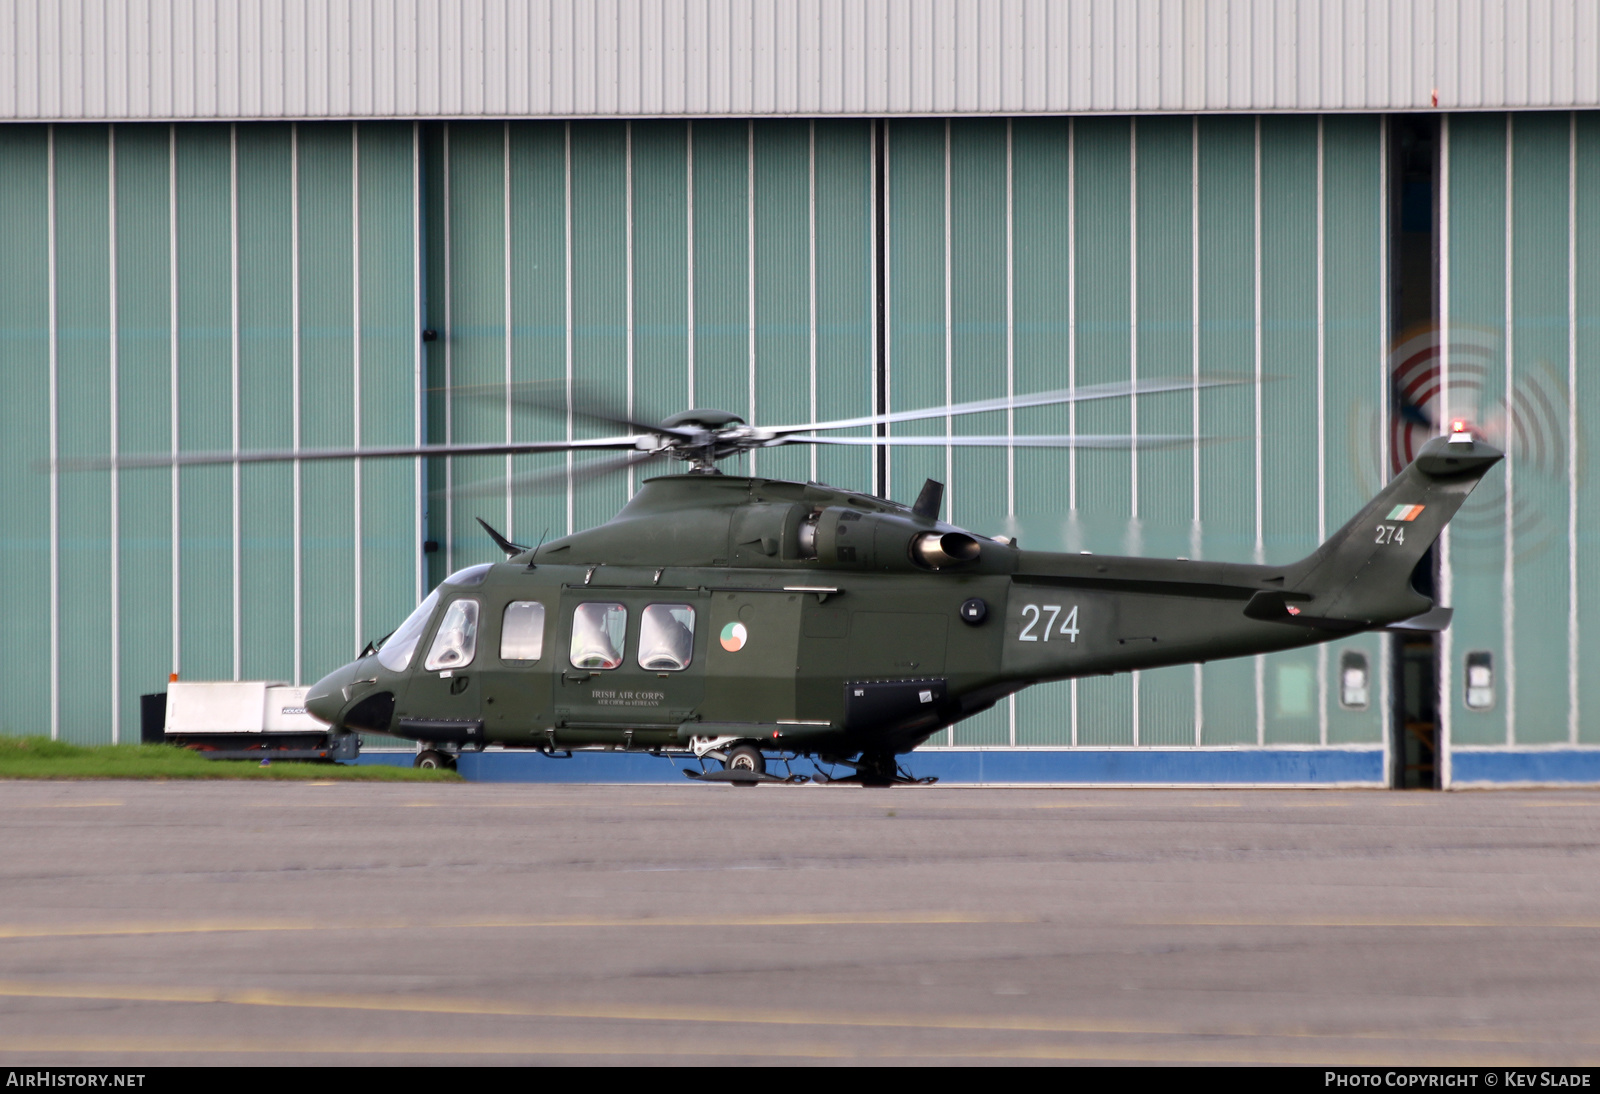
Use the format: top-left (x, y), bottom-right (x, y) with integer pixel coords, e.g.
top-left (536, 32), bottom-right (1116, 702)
top-left (4, 0), bottom-right (1600, 121)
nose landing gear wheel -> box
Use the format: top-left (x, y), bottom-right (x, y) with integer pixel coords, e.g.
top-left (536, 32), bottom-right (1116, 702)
top-left (415, 749), bottom-right (456, 770)
top-left (723, 744), bottom-right (766, 784)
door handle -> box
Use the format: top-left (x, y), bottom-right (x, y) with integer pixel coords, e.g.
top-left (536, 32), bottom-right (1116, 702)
top-left (450, 675), bottom-right (470, 695)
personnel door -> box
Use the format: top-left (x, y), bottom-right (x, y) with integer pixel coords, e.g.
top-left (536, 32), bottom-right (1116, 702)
top-left (477, 598), bottom-right (556, 743)
top-left (398, 594), bottom-right (485, 745)
top-left (555, 592), bottom-right (706, 742)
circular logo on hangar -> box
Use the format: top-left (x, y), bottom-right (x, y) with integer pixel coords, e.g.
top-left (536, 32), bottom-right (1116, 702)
top-left (720, 622), bottom-right (749, 652)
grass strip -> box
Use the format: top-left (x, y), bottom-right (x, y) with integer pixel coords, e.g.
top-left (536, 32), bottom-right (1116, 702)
top-left (0, 736), bottom-right (458, 781)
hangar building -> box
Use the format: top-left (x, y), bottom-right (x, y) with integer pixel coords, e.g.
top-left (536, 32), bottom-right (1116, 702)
top-left (2, 0), bottom-right (1597, 787)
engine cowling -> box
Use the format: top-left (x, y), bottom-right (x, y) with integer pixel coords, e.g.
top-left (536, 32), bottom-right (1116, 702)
top-left (798, 506), bottom-right (983, 572)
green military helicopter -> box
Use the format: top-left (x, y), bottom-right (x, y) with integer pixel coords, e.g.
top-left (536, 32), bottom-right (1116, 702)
top-left (71, 381), bottom-right (1502, 785)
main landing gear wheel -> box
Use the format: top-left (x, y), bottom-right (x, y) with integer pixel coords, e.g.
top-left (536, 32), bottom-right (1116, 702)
top-left (415, 749), bottom-right (455, 770)
top-left (723, 744), bottom-right (766, 783)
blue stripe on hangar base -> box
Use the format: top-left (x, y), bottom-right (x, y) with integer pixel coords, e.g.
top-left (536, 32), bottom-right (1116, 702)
top-left (354, 747), bottom-right (1385, 785)
top-left (1451, 750), bottom-right (1600, 786)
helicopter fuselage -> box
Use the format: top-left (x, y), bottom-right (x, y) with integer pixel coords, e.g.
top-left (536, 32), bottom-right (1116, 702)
top-left (306, 433), bottom-right (1502, 768)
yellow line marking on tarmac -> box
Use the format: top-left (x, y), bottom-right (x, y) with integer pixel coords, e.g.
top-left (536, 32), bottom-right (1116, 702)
top-left (1142, 916), bottom-right (1600, 929)
top-left (0, 1035), bottom-right (1577, 1065)
top-left (0, 910), bottom-right (1022, 942)
top-left (0, 1004), bottom-right (1587, 1065)
top-left (1525, 802), bottom-right (1600, 807)
top-left (2, 801), bottom-right (125, 808)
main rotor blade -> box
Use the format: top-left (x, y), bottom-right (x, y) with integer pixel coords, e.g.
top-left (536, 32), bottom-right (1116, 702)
top-left (444, 380), bottom-right (692, 440)
top-left (777, 433), bottom-right (1197, 449)
top-left (764, 375), bottom-right (1248, 437)
top-left (50, 435), bottom-right (648, 473)
top-left (443, 449), bottom-right (668, 500)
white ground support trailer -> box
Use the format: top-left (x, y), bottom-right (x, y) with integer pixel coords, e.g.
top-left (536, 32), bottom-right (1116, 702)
top-left (152, 681), bottom-right (359, 762)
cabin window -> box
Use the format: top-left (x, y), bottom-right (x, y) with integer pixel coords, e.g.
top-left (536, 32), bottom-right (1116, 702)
top-left (570, 603), bottom-right (627, 670)
top-left (378, 589), bottom-right (442, 672)
top-left (637, 604), bottom-right (696, 671)
top-left (424, 598), bottom-right (480, 671)
top-left (500, 601), bottom-right (546, 661)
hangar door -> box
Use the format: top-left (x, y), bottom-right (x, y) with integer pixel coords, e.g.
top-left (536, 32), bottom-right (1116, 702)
top-left (880, 117), bottom-right (1390, 749)
top-left (1437, 112), bottom-right (1600, 767)
top-left (424, 116), bottom-right (1393, 752)
top-left (0, 123), bottom-right (425, 742)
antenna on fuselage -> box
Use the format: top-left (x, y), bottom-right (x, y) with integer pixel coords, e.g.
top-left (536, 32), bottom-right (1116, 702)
top-left (527, 527), bottom-right (549, 570)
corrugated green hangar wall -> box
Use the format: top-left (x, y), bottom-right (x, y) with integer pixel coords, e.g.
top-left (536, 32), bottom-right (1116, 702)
top-left (1, 114), bottom-right (1595, 752)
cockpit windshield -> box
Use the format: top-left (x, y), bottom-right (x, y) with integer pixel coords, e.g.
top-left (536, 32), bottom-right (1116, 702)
top-left (377, 588), bottom-right (442, 672)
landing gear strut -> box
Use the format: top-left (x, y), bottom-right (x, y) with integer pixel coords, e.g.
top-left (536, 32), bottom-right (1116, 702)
top-left (814, 754), bottom-right (937, 787)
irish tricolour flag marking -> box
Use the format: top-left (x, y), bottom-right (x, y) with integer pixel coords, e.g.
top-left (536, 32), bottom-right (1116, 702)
top-left (1387, 504), bottom-right (1425, 522)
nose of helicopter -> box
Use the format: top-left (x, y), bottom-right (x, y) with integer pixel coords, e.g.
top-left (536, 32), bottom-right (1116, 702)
top-left (304, 661), bottom-right (359, 726)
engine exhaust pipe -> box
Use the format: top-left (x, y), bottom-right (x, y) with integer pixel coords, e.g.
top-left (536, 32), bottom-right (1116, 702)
top-left (911, 531), bottom-right (981, 569)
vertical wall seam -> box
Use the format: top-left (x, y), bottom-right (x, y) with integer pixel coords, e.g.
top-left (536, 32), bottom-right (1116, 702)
top-left (229, 122), bottom-right (241, 681)
top-left (686, 119), bottom-right (696, 408)
top-left (108, 124), bottom-right (121, 743)
top-left (1129, 115), bottom-right (1140, 748)
top-left (624, 119), bottom-right (636, 498)
top-left (46, 123), bottom-right (59, 739)
top-left (168, 123), bottom-right (181, 679)
top-left (1005, 115), bottom-right (1016, 749)
top-left (291, 121), bottom-right (303, 686)
top-left (942, 116), bottom-right (953, 521)
top-left (1439, 112), bottom-right (1453, 788)
top-left (505, 121), bottom-right (516, 528)
top-left (943, 117), bottom-right (952, 746)
top-left (412, 122), bottom-right (423, 605)
top-left (352, 123), bottom-right (364, 652)
top-left (747, 118), bottom-right (757, 477)
top-left (1068, 115), bottom-right (1078, 748)
top-left (1191, 113), bottom-right (1202, 748)
top-left (806, 119), bottom-right (817, 485)
top-left (564, 120), bottom-right (574, 535)
top-left (443, 122), bottom-right (454, 570)
top-left (1503, 111), bottom-right (1516, 748)
top-left (1004, 116), bottom-right (1015, 523)
top-left (1253, 113), bottom-right (1264, 747)
top-left (1316, 114), bottom-right (1329, 748)
top-left (1569, 109), bottom-right (1580, 745)
top-left (876, 119), bottom-right (890, 499)
top-left (1067, 116), bottom-right (1077, 515)
top-left (1379, 114), bottom-right (1392, 782)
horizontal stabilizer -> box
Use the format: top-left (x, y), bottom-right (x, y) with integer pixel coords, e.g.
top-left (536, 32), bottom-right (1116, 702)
top-left (1383, 605), bottom-right (1454, 633)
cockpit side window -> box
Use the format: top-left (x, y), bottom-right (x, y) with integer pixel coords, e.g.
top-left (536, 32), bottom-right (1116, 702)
top-left (570, 603), bottom-right (627, 670)
top-left (637, 604), bottom-right (695, 671)
top-left (424, 598), bottom-right (481, 671)
top-left (501, 601), bottom-right (546, 661)
top-left (377, 589), bottom-right (442, 672)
